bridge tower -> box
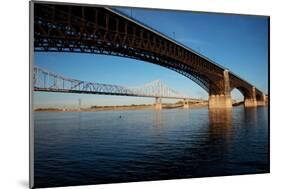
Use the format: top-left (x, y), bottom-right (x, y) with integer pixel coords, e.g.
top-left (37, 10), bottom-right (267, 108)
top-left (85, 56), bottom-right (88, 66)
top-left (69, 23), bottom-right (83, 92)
top-left (209, 70), bottom-right (232, 109)
top-left (183, 99), bottom-right (189, 108)
top-left (155, 97), bottom-right (162, 110)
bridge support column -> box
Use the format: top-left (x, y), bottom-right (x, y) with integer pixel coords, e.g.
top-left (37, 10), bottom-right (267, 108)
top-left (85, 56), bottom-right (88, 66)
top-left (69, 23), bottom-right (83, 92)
top-left (209, 95), bottom-right (232, 109)
top-left (183, 99), bottom-right (189, 108)
top-left (155, 97), bottom-right (162, 110)
top-left (244, 87), bottom-right (257, 107)
top-left (209, 70), bottom-right (232, 109)
top-left (256, 94), bottom-right (266, 106)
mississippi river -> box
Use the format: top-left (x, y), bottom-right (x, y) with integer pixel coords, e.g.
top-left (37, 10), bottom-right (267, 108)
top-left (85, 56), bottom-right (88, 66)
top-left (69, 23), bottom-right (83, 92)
top-left (34, 106), bottom-right (269, 188)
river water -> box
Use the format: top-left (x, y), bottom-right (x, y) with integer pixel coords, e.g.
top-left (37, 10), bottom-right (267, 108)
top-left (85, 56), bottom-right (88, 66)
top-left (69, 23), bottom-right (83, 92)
top-left (34, 106), bottom-right (269, 188)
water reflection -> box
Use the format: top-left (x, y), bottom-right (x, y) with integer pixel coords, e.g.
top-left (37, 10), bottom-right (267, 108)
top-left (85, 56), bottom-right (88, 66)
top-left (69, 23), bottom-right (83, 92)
top-left (153, 110), bottom-right (163, 128)
top-left (243, 107), bottom-right (258, 127)
top-left (34, 107), bottom-right (269, 188)
top-left (208, 108), bottom-right (233, 152)
top-left (209, 108), bottom-right (232, 135)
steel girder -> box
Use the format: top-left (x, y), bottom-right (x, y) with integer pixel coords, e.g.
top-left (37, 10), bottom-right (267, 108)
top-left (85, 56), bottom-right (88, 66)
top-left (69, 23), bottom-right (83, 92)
top-left (33, 3), bottom-right (263, 97)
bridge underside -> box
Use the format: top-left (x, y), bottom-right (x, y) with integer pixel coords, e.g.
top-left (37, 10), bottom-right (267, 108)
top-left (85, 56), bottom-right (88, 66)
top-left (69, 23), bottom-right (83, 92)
top-left (33, 3), bottom-right (267, 109)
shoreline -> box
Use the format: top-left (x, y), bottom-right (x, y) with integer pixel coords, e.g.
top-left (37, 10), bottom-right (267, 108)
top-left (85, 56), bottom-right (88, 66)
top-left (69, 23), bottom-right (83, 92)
top-left (34, 103), bottom-right (208, 112)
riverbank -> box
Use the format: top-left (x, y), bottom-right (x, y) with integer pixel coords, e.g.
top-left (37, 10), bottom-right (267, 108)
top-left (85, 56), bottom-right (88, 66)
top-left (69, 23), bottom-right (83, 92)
top-left (35, 102), bottom-right (208, 112)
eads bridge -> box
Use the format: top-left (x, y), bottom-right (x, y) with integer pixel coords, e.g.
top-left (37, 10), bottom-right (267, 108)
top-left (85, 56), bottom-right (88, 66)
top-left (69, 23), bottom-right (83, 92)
top-left (32, 3), bottom-right (267, 109)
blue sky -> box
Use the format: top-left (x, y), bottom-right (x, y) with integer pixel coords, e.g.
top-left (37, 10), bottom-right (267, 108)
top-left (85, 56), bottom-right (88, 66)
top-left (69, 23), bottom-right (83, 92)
top-left (34, 7), bottom-right (268, 108)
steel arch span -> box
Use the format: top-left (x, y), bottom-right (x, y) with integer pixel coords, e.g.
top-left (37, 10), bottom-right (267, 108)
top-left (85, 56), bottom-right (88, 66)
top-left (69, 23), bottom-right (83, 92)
top-left (33, 3), bottom-right (267, 108)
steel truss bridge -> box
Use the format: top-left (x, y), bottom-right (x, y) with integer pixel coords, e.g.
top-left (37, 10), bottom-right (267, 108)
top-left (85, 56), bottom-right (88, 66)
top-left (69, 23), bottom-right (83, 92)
top-left (32, 2), bottom-right (267, 108)
top-left (33, 66), bottom-right (199, 101)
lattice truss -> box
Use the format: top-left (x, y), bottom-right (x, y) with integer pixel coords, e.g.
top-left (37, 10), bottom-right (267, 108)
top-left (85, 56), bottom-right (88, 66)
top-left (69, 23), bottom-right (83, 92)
top-left (33, 67), bottom-right (188, 99)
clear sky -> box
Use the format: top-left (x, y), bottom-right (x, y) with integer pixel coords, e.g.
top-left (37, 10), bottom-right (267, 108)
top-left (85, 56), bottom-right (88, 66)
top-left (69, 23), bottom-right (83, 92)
top-left (34, 7), bottom-right (268, 109)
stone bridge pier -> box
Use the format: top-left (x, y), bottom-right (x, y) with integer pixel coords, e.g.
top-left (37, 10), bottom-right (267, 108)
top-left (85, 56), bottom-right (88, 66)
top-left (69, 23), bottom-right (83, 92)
top-left (244, 87), bottom-right (267, 107)
top-left (155, 97), bottom-right (162, 110)
top-left (244, 86), bottom-right (258, 107)
top-left (208, 70), bottom-right (232, 109)
top-left (256, 94), bottom-right (267, 106)
top-left (183, 99), bottom-right (189, 108)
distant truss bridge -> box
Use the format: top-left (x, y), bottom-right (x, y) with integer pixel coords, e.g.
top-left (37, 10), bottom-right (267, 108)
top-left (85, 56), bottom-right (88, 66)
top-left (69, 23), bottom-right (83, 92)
top-left (33, 66), bottom-right (199, 101)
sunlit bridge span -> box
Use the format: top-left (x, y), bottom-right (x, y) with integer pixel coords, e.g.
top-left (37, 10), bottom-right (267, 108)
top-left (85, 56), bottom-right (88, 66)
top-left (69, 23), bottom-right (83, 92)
top-left (33, 3), bottom-right (267, 108)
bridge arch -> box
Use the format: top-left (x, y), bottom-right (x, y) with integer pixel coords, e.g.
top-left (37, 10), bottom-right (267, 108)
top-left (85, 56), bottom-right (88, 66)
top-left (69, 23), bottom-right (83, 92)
top-left (34, 4), bottom-right (225, 96)
top-left (230, 86), bottom-right (252, 101)
top-left (33, 3), bottom-right (265, 108)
